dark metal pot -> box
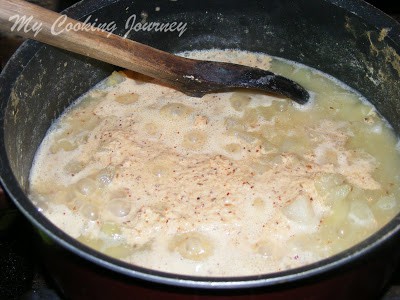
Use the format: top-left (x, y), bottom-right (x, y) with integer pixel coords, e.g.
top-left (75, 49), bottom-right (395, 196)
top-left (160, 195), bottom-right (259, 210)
top-left (1, 0), bottom-right (400, 299)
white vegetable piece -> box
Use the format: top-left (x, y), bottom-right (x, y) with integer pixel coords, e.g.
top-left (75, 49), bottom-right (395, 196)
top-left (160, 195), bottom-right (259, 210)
top-left (348, 200), bottom-right (376, 228)
top-left (282, 194), bottom-right (318, 227)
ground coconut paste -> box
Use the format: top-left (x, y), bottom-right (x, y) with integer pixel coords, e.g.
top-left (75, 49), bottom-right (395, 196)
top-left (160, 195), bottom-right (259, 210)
top-left (29, 49), bottom-right (400, 276)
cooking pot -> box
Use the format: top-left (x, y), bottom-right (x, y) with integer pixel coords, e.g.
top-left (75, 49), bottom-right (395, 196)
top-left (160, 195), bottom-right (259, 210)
top-left (1, 0), bottom-right (400, 299)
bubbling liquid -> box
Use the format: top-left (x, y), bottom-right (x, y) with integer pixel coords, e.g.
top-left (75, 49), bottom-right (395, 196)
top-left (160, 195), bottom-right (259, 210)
top-left (29, 49), bottom-right (400, 276)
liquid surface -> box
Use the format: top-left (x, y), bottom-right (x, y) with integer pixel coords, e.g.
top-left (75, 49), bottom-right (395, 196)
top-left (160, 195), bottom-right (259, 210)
top-left (29, 49), bottom-right (400, 276)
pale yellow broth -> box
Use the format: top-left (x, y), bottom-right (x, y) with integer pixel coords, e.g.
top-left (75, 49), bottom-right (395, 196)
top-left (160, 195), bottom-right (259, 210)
top-left (29, 49), bottom-right (400, 276)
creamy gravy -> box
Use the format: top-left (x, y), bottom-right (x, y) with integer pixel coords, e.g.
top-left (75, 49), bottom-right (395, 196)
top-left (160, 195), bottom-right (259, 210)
top-left (29, 49), bottom-right (400, 276)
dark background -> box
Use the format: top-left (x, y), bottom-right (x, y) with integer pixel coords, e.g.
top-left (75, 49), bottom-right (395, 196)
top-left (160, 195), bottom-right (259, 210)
top-left (0, 0), bottom-right (399, 69)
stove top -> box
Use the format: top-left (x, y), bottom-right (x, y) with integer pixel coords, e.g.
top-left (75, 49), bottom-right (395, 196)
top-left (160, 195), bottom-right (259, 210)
top-left (0, 1), bottom-right (400, 299)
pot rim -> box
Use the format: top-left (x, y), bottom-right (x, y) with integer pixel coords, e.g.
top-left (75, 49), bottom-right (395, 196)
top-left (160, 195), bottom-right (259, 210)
top-left (1, 0), bottom-right (400, 290)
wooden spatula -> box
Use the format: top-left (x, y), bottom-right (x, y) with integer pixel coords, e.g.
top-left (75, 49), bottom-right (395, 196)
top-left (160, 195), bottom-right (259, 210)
top-left (0, 0), bottom-right (310, 104)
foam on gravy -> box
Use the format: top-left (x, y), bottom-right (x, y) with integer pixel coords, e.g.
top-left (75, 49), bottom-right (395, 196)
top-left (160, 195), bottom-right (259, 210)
top-left (29, 49), bottom-right (400, 276)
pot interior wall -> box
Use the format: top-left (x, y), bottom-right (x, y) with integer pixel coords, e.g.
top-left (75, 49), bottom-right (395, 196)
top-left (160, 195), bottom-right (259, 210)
top-left (1, 0), bottom-right (400, 245)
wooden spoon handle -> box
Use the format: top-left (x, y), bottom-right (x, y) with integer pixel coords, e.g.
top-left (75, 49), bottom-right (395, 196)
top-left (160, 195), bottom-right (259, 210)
top-left (0, 0), bottom-right (310, 103)
top-left (0, 0), bottom-right (193, 81)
